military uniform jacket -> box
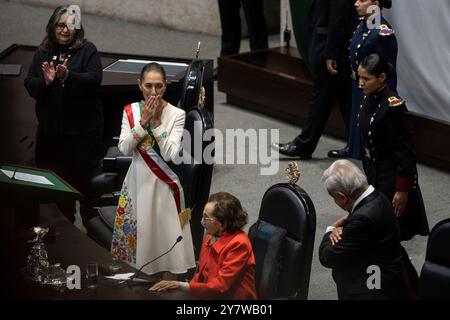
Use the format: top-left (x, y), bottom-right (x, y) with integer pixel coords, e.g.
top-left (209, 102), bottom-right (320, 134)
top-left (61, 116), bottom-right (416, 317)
top-left (347, 15), bottom-right (398, 159)
top-left (359, 86), bottom-right (429, 240)
top-left (350, 16), bottom-right (398, 89)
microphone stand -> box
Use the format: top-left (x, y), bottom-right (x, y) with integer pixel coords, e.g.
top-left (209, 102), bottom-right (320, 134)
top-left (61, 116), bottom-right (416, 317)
top-left (115, 236), bottom-right (183, 287)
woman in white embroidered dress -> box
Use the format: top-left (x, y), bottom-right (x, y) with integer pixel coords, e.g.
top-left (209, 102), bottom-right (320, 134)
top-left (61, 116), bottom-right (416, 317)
top-left (111, 63), bottom-right (195, 280)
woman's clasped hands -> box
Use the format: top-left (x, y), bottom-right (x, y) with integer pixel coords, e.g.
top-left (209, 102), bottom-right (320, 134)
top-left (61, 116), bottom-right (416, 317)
top-left (140, 95), bottom-right (163, 129)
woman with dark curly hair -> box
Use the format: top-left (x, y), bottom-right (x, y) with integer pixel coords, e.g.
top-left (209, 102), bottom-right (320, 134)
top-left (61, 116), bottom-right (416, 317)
top-left (149, 192), bottom-right (257, 299)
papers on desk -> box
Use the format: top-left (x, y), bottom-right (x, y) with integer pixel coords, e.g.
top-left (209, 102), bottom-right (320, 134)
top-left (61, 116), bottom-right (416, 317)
top-left (1, 169), bottom-right (54, 185)
top-left (104, 273), bottom-right (135, 280)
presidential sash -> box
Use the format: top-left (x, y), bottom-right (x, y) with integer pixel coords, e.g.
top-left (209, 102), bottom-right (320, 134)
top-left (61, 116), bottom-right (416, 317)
top-left (124, 102), bottom-right (191, 227)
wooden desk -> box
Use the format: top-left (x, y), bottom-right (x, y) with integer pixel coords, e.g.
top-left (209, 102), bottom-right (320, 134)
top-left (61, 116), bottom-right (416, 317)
top-left (11, 204), bottom-right (192, 300)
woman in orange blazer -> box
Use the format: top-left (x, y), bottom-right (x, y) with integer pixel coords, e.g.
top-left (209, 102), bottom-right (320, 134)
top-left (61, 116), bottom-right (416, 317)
top-left (149, 192), bottom-right (257, 300)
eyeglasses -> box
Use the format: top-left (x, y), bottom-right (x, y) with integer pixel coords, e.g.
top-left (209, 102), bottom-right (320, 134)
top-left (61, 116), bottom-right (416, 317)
top-left (201, 214), bottom-right (217, 223)
top-left (55, 23), bottom-right (70, 31)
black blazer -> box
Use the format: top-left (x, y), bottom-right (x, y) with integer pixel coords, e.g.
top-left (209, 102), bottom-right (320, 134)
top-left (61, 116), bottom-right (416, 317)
top-left (24, 41), bottom-right (103, 137)
top-left (308, 0), bottom-right (358, 65)
top-left (319, 190), bottom-right (410, 299)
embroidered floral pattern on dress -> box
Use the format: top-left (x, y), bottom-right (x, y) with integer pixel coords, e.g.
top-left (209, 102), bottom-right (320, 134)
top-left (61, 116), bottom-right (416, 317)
top-left (111, 182), bottom-right (137, 264)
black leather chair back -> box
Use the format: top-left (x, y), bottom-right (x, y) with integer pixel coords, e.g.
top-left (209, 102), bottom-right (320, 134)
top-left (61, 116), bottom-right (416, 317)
top-left (183, 106), bottom-right (206, 164)
top-left (418, 218), bottom-right (450, 299)
top-left (180, 107), bottom-right (214, 257)
top-left (176, 108), bottom-right (205, 210)
top-left (248, 183), bottom-right (316, 299)
top-left (179, 60), bottom-right (204, 111)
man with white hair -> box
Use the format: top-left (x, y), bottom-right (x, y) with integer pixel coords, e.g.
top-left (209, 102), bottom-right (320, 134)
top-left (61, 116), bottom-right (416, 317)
top-left (319, 160), bottom-right (411, 299)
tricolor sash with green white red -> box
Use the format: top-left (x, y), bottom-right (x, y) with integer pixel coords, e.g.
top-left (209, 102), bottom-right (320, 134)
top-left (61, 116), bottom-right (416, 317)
top-left (124, 102), bottom-right (191, 226)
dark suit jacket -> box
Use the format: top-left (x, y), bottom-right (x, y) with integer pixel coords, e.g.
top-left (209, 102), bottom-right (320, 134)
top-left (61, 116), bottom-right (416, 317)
top-left (319, 190), bottom-right (410, 299)
top-left (308, 0), bottom-right (358, 65)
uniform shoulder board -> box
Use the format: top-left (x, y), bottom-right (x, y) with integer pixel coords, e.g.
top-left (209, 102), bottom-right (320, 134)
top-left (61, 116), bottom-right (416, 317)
top-left (379, 24), bottom-right (395, 36)
top-left (388, 96), bottom-right (405, 107)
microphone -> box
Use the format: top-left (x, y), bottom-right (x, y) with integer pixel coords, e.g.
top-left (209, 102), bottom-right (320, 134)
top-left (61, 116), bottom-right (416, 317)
top-left (283, 10), bottom-right (291, 48)
top-left (126, 236), bottom-right (183, 284)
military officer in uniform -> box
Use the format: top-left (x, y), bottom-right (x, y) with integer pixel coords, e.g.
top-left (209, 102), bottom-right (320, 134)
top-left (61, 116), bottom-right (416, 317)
top-left (357, 54), bottom-right (429, 241)
top-left (331, 0), bottom-right (398, 159)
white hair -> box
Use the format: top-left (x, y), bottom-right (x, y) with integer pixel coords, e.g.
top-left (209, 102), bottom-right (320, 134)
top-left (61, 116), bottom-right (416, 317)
top-left (321, 160), bottom-right (368, 198)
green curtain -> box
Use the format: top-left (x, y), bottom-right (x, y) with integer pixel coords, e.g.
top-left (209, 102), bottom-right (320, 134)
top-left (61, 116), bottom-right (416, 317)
top-left (289, 0), bottom-right (315, 75)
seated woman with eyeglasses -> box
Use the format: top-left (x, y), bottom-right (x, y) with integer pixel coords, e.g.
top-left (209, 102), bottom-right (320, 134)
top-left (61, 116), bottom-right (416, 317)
top-left (149, 192), bottom-right (257, 300)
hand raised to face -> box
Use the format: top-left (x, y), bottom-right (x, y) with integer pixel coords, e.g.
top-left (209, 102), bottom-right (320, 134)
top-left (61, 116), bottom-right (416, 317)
top-left (140, 95), bottom-right (164, 129)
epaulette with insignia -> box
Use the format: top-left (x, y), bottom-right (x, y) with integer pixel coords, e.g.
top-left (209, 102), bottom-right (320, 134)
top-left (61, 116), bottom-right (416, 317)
top-left (388, 96), bottom-right (405, 107)
top-left (379, 24), bottom-right (395, 36)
